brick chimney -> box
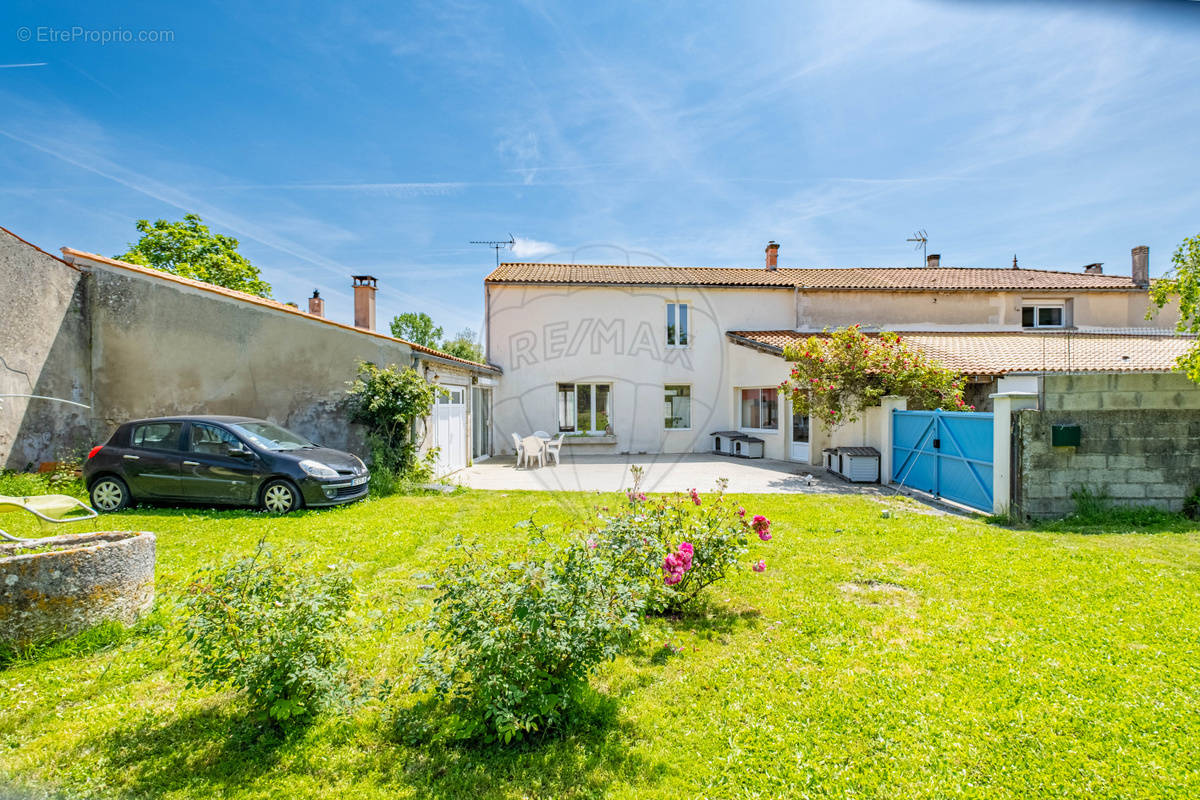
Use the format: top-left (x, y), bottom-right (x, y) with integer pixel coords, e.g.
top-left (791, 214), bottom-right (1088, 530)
top-left (307, 289), bottom-right (325, 317)
top-left (765, 241), bottom-right (779, 271)
top-left (1131, 246), bottom-right (1149, 287)
top-left (352, 275), bottom-right (377, 330)
top-left (926, 253), bottom-right (940, 268)
top-left (1083, 263), bottom-right (1103, 275)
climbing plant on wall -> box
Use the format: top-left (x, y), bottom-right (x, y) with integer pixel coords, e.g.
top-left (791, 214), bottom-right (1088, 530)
top-left (782, 326), bottom-right (969, 428)
top-left (346, 361), bottom-right (439, 479)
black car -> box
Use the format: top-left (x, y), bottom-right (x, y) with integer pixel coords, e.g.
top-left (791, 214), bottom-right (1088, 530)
top-left (83, 415), bottom-right (369, 513)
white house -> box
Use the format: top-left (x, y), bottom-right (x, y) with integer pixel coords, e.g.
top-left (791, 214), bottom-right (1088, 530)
top-left (484, 243), bottom-right (1187, 466)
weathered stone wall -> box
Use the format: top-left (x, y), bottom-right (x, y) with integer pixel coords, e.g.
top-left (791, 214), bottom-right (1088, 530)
top-left (0, 230), bottom-right (94, 469)
top-left (1013, 373), bottom-right (1200, 518)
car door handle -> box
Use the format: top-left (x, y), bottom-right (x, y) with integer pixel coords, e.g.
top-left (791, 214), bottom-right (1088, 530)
top-left (183, 460), bottom-right (199, 466)
top-left (123, 454), bottom-right (140, 460)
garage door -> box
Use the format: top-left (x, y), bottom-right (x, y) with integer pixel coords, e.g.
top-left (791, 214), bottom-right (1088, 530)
top-left (433, 385), bottom-right (467, 476)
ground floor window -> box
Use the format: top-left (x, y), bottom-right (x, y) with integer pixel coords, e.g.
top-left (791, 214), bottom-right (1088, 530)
top-left (740, 387), bottom-right (779, 430)
top-left (557, 382), bottom-right (612, 433)
top-left (664, 385), bottom-right (691, 429)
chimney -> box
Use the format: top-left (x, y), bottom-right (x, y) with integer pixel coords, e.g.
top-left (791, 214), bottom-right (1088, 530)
top-left (352, 275), bottom-right (377, 330)
top-left (307, 289), bottom-right (325, 317)
top-left (1131, 246), bottom-right (1149, 287)
top-left (926, 253), bottom-right (940, 268)
top-left (765, 241), bottom-right (779, 271)
top-left (1083, 263), bottom-right (1103, 275)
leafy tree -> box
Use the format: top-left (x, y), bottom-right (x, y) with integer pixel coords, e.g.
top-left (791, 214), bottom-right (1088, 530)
top-left (390, 312), bottom-right (443, 348)
top-left (440, 327), bottom-right (484, 362)
top-left (346, 361), bottom-right (439, 481)
top-left (116, 214), bottom-right (271, 297)
top-left (1149, 233), bottom-right (1200, 382)
top-left (782, 325), bottom-right (969, 428)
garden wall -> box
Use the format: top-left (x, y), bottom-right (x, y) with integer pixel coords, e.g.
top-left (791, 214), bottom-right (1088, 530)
top-left (1012, 373), bottom-right (1200, 518)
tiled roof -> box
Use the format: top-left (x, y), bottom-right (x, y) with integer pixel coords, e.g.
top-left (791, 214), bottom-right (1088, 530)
top-left (726, 329), bottom-right (1195, 375)
top-left (487, 262), bottom-right (1143, 291)
top-left (61, 248), bottom-right (500, 373)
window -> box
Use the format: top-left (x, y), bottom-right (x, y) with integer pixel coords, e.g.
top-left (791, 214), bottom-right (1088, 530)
top-left (740, 388), bottom-right (779, 430)
top-left (227, 421), bottom-right (313, 451)
top-left (131, 422), bottom-right (183, 451)
top-left (664, 385), bottom-right (691, 429)
top-left (557, 383), bottom-right (612, 434)
top-left (1022, 304), bottom-right (1064, 328)
top-left (666, 302), bottom-right (689, 346)
top-left (438, 386), bottom-right (465, 404)
top-left (188, 423), bottom-right (241, 456)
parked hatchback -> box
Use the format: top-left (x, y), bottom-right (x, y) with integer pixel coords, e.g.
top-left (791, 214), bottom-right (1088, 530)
top-left (83, 416), bottom-right (369, 513)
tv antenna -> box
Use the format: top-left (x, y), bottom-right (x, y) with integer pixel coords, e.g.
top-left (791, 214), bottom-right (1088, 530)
top-left (906, 230), bottom-right (928, 265)
top-left (470, 235), bottom-right (515, 267)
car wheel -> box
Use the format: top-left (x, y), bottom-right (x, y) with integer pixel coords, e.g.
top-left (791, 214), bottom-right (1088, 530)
top-left (261, 479), bottom-right (302, 513)
top-left (90, 476), bottom-right (130, 512)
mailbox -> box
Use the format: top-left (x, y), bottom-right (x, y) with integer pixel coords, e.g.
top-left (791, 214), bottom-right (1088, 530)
top-left (1051, 424), bottom-right (1081, 447)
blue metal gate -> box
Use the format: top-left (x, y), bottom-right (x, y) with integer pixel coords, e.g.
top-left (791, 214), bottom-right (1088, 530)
top-left (892, 409), bottom-right (994, 512)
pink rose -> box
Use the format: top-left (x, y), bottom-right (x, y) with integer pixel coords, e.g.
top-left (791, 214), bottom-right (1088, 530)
top-left (753, 560), bottom-right (766, 573)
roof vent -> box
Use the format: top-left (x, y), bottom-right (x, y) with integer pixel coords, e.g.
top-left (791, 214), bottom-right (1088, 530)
top-left (1083, 263), bottom-right (1103, 275)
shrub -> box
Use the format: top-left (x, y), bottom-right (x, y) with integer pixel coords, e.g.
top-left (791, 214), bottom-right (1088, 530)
top-left (593, 475), bottom-right (772, 613)
top-left (1184, 486), bottom-right (1200, 521)
top-left (179, 541), bottom-right (353, 727)
top-left (411, 528), bottom-right (648, 743)
top-left (346, 361), bottom-right (439, 486)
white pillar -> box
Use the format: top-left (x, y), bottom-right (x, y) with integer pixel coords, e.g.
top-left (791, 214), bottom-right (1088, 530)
top-left (991, 391), bottom-right (1039, 515)
top-left (879, 395), bottom-right (907, 485)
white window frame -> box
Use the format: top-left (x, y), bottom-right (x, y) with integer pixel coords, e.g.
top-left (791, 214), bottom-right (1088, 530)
top-left (663, 384), bottom-right (692, 430)
top-left (666, 302), bottom-right (689, 348)
top-left (1021, 303), bottom-right (1065, 328)
top-left (557, 382), bottom-right (612, 435)
top-left (738, 387), bottom-right (780, 432)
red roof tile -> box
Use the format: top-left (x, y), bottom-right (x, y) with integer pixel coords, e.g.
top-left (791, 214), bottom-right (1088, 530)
top-left (726, 329), bottom-right (1195, 375)
top-left (487, 262), bottom-right (1142, 291)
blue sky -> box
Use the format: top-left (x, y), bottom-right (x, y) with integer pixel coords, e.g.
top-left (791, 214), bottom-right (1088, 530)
top-left (2, 0), bottom-right (1199, 336)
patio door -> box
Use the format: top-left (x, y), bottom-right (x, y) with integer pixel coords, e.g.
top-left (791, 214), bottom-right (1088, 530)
top-left (790, 409), bottom-right (810, 462)
top-left (471, 387), bottom-right (491, 461)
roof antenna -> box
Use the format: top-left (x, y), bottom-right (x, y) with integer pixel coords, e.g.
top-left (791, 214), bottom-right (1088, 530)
top-left (906, 230), bottom-right (928, 265)
top-left (470, 234), bottom-right (515, 268)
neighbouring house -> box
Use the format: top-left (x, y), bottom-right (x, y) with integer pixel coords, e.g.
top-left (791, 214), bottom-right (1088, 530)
top-left (485, 242), bottom-right (1189, 466)
top-left (0, 226), bottom-right (499, 476)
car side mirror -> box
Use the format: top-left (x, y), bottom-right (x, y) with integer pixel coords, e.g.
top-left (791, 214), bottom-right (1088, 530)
top-left (227, 444), bottom-right (252, 458)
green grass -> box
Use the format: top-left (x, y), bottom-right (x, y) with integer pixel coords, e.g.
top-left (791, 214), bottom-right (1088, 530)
top-left (2, 487), bottom-right (1200, 799)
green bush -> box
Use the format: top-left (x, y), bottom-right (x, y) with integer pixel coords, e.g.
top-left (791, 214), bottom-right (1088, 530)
top-left (1184, 486), bottom-right (1200, 521)
top-left (179, 541), bottom-right (353, 727)
top-left (595, 474), bottom-right (772, 613)
top-left (346, 361), bottom-right (439, 482)
top-left (411, 528), bottom-right (648, 743)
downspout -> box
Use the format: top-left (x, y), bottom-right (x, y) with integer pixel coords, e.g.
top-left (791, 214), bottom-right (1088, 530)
top-left (793, 284), bottom-right (799, 329)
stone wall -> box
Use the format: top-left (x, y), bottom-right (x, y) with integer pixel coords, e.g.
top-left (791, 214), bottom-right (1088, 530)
top-left (1012, 373), bottom-right (1200, 518)
top-left (0, 230), bottom-right (93, 469)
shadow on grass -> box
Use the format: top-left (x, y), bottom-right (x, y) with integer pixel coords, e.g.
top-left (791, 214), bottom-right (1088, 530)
top-left (654, 596), bottom-right (763, 636)
top-left (0, 609), bottom-right (167, 671)
top-left (387, 688), bottom-right (660, 799)
top-left (87, 704), bottom-right (293, 797)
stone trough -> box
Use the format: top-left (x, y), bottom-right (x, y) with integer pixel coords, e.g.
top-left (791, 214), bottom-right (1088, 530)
top-left (0, 531), bottom-right (155, 646)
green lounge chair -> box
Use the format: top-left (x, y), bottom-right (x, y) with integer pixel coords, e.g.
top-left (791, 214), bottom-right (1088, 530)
top-left (0, 494), bottom-right (98, 542)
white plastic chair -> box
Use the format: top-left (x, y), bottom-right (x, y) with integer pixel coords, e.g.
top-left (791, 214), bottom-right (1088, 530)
top-left (545, 434), bottom-right (565, 466)
top-left (521, 435), bottom-right (545, 468)
top-left (510, 432), bottom-right (525, 468)
top-left (532, 430), bottom-right (551, 439)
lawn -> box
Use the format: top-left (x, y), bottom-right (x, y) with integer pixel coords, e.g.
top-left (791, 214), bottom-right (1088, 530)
top-left (2, 487), bottom-right (1199, 799)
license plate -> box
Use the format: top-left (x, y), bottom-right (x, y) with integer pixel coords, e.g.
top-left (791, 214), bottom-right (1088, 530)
top-left (350, 476), bottom-right (368, 486)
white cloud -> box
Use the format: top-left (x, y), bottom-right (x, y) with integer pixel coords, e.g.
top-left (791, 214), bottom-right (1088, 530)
top-left (511, 236), bottom-right (558, 259)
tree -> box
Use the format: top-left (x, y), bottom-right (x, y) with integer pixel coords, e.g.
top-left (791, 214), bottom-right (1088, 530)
top-left (390, 312), bottom-right (443, 348)
top-left (116, 214), bottom-right (271, 297)
top-left (1149, 232), bottom-right (1200, 382)
top-left (782, 326), bottom-right (969, 428)
top-left (440, 327), bottom-right (484, 362)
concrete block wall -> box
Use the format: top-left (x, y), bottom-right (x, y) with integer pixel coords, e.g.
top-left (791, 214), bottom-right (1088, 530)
top-left (1042, 373), bottom-right (1200, 411)
top-left (1013, 405), bottom-right (1200, 518)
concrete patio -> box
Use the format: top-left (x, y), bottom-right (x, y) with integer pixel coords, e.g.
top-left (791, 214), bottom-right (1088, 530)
top-left (450, 453), bottom-right (884, 495)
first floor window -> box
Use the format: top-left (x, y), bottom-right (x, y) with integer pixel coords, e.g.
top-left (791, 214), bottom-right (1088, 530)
top-left (664, 385), bottom-right (691, 429)
top-left (1022, 305), bottom-right (1064, 328)
top-left (666, 302), bottom-right (689, 346)
top-left (557, 382), bottom-right (612, 433)
top-left (740, 387), bottom-right (779, 430)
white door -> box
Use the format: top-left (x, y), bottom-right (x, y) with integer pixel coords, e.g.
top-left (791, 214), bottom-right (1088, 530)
top-left (433, 386), bottom-right (467, 476)
top-left (790, 409), bottom-right (810, 462)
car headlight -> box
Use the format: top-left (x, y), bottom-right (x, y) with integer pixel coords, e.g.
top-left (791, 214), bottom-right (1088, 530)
top-left (352, 455), bottom-right (366, 471)
top-left (299, 459), bottom-right (339, 479)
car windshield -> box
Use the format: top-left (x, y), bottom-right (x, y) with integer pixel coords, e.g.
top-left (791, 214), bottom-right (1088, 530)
top-left (228, 422), bottom-right (314, 451)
